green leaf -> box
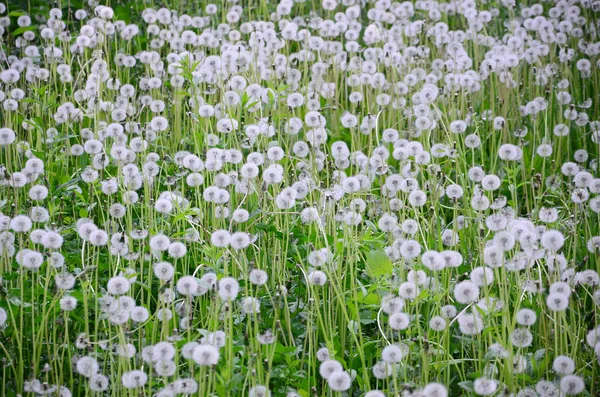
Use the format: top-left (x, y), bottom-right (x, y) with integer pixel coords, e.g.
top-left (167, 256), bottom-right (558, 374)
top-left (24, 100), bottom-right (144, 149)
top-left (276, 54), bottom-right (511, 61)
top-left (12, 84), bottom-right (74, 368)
top-left (11, 26), bottom-right (36, 36)
top-left (9, 296), bottom-right (32, 308)
top-left (361, 292), bottom-right (380, 305)
top-left (365, 250), bottom-right (392, 279)
top-left (245, 100), bottom-right (261, 110)
top-left (458, 381), bottom-right (474, 392)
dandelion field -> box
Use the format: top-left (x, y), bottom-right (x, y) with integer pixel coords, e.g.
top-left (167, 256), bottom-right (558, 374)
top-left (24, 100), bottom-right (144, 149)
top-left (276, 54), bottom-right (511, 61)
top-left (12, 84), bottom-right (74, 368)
top-left (0, 0), bottom-right (600, 396)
